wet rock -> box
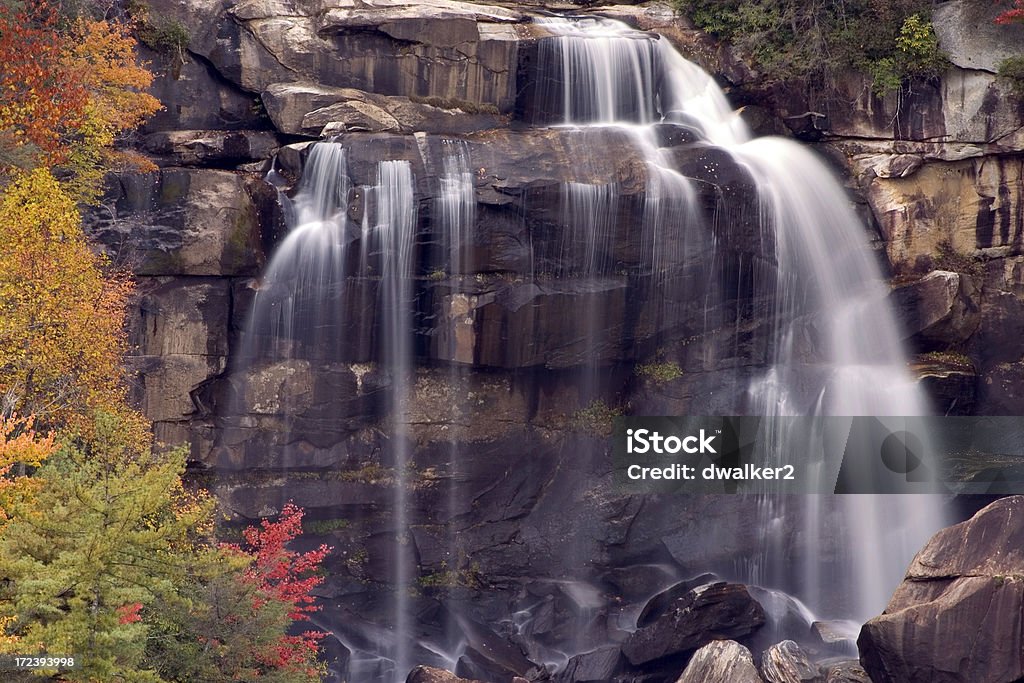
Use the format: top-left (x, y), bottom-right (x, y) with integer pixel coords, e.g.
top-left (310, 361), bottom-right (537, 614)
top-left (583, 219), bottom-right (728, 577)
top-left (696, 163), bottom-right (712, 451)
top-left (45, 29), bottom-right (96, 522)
top-left (169, 0), bottom-right (534, 112)
top-left (859, 496), bottom-right (1024, 683)
top-left (407, 665), bottom-right (485, 683)
top-left (635, 573), bottom-right (719, 627)
top-left (621, 582), bottom-right (766, 666)
top-left (891, 271), bottom-right (980, 348)
top-left (760, 640), bottom-right (817, 683)
top-left (911, 354), bottom-right (976, 416)
top-left (141, 129), bottom-right (278, 166)
top-left (139, 44), bottom-right (266, 133)
top-left (556, 646), bottom-right (624, 682)
top-left (675, 640), bottom-right (764, 683)
top-left (809, 621), bottom-right (859, 653)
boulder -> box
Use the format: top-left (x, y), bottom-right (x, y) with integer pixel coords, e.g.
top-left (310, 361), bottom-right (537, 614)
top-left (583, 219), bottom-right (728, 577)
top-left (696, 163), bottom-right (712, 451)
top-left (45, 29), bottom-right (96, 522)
top-left (621, 582), bottom-right (766, 666)
top-left (556, 646), bottom-right (624, 682)
top-left (933, 1), bottom-right (1024, 73)
top-left (859, 496), bottom-right (1024, 683)
top-left (822, 660), bottom-right (871, 683)
top-left (674, 640), bottom-right (764, 683)
top-left (891, 271), bottom-right (980, 348)
top-left (407, 665), bottom-right (485, 683)
top-left (760, 640), bottom-right (817, 683)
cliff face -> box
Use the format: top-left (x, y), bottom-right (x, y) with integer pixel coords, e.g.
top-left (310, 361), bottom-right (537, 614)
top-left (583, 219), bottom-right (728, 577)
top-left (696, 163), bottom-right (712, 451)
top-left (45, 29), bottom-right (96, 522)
top-left (87, 0), bottom-right (1024, 679)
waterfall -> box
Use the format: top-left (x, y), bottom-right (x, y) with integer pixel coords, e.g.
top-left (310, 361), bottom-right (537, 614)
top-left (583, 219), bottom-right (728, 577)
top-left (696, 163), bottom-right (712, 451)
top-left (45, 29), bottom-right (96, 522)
top-left (536, 15), bottom-right (945, 620)
top-left (226, 14), bottom-right (950, 683)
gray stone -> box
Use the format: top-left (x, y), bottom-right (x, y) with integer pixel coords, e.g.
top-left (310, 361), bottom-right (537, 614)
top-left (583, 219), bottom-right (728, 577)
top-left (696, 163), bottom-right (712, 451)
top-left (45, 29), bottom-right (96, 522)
top-left (85, 168), bottom-right (267, 277)
top-left (933, 1), bottom-right (1024, 73)
top-left (675, 640), bottom-right (764, 683)
top-left (261, 82), bottom-right (505, 137)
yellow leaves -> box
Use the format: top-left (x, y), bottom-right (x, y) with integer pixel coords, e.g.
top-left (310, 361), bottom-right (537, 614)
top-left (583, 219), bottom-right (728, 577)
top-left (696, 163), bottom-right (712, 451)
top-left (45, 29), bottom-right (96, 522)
top-left (0, 169), bottom-right (134, 432)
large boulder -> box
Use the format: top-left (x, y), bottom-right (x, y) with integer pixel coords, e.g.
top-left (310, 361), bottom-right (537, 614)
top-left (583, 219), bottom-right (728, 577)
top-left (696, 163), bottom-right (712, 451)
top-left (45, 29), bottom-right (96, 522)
top-left (859, 496), bottom-right (1024, 683)
top-left (933, 0), bottom-right (1024, 73)
top-left (621, 582), bottom-right (766, 666)
top-left (675, 640), bottom-right (764, 683)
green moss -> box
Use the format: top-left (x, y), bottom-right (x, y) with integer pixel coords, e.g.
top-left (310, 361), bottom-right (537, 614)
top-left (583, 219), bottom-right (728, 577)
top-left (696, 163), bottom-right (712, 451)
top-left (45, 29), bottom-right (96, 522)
top-left (571, 400), bottom-right (622, 435)
top-left (303, 517), bottom-right (350, 535)
top-left (637, 361), bottom-right (684, 384)
top-left (408, 95), bottom-right (500, 115)
top-left (418, 561), bottom-right (483, 591)
top-left (998, 56), bottom-right (1024, 96)
top-left (918, 351), bottom-right (971, 366)
top-left (933, 240), bottom-right (984, 277)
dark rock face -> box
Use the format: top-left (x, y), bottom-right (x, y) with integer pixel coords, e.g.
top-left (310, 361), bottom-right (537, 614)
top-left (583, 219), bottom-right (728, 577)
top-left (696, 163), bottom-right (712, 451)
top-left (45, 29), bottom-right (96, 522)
top-left (621, 582), bottom-right (766, 666)
top-left (859, 496), bottom-right (1024, 683)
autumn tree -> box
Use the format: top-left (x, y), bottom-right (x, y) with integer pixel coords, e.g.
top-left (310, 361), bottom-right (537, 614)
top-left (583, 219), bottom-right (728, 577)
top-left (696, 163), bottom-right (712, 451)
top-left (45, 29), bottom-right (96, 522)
top-left (0, 168), bottom-right (138, 436)
top-left (0, 0), bottom-right (160, 204)
top-left (146, 504), bottom-right (330, 682)
top-left (0, 413), bottom-right (212, 681)
top-left (996, 0), bottom-right (1024, 25)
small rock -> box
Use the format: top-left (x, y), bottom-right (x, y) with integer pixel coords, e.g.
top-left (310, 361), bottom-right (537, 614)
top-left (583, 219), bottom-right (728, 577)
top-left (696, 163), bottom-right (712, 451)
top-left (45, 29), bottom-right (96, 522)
top-left (809, 620), bottom-right (858, 653)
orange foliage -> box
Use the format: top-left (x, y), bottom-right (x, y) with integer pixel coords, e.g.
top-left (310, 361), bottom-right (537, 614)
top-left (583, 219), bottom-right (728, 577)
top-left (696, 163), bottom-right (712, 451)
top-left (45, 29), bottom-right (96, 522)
top-left (0, 3), bottom-right (88, 165)
top-left (0, 414), bottom-right (57, 523)
top-left (0, 169), bottom-right (136, 432)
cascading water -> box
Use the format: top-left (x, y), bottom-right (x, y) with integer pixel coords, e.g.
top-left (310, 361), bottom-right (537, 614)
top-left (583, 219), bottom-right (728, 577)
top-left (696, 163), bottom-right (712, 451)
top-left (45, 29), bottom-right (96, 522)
top-left (534, 15), bottom-right (946, 621)
top-left (225, 13), bottom-right (951, 683)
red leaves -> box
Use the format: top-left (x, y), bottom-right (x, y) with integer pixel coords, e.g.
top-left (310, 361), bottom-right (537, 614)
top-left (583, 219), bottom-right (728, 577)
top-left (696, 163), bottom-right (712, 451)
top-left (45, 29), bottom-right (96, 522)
top-left (225, 503), bottom-right (333, 671)
top-left (0, 1), bottom-right (88, 163)
top-left (117, 602), bottom-right (143, 625)
top-left (996, 0), bottom-right (1024, 25)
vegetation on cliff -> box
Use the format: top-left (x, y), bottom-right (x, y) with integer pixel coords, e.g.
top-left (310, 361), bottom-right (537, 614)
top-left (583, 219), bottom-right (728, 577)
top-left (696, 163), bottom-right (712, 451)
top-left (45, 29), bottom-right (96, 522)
top-left (0, 2), bottom-right (329, 680)
top-left (672, 0), bottom-right (946, 94)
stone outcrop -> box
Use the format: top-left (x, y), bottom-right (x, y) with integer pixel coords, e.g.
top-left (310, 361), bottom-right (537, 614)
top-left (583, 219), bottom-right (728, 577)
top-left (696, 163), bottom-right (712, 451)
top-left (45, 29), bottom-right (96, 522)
top-left (859, 496), bottom-right (1024, 683)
